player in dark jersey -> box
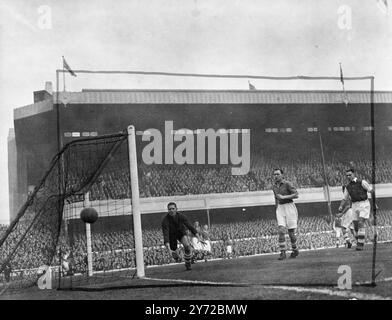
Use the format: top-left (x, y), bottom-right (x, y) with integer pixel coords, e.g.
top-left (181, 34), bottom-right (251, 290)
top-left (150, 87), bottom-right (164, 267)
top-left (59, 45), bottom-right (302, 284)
top-left (162, 202), bottom-right (202, 270)
top-left (338, 168), bottom-right (374, 251)
top-left (272, 168), bottom-right (299, 260)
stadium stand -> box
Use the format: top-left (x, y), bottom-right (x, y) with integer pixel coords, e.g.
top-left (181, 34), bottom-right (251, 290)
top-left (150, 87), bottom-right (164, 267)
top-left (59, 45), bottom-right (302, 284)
top-left (2, 211), bottom-right (391, 277)
top-left (78, 146), bottom-right (392, 200)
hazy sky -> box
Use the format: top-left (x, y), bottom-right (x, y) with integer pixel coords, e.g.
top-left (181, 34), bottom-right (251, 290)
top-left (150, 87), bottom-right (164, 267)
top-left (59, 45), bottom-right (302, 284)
top-left (0, 0), bottom-right (391, 223)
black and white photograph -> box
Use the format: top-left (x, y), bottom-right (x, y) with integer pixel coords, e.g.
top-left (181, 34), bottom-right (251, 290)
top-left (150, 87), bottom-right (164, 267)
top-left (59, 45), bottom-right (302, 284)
top-left (0, 0), bottom-right (392, 305)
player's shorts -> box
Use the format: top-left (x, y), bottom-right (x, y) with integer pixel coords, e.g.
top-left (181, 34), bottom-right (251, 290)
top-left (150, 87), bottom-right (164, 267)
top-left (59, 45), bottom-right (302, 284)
top-left (62, 261), bottom-right (69, 271)
top-left (191, 237), bottom-right (212, 252)
top-left (351, 199), bottom-right (371, 220)
top-left (276, 202), bottom-right (298, 229)
top-left (340, 208), bottom-right (355, 229)
top-left (202, 240), bottom-right (212, 252)
top-left (169, 232), bottom-right (186, 251)
top-left (191, 237), bottom-right (203, 250)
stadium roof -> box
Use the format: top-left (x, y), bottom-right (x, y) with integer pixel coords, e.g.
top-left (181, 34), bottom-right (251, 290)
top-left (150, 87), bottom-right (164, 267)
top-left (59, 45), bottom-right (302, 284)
top-left (14, 89), bottom-right (392, 120)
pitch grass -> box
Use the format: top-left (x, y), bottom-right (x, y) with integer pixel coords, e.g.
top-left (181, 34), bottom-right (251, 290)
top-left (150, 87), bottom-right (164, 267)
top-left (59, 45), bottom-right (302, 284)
top-left (2, 242), bottom-right (391, 300)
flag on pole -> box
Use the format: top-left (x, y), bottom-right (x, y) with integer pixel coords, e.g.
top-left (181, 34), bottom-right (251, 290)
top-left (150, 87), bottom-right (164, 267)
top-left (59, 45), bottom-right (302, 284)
top-left (339, 63), bottom-right (344, 86)
top-left (377, 0), bottom-right (389, 15)
top-left (63, 57), bottom-right (77, 77)
top-left (339, 62), bottom-right (349, 107)
top-left (248, 81), bottom-right (256, 90)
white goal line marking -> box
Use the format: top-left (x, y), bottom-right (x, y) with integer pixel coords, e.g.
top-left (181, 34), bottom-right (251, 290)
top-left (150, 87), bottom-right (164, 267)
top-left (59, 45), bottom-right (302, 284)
top-left (355, 276), bottom-right (392, 286)
top-left (266, 285), bottom-right (392, 300)
top-left (143, 276), bottom-right (392, 300)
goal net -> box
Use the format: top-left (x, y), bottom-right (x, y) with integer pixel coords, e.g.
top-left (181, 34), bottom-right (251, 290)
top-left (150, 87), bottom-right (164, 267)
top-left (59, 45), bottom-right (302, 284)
top-left (0, 127), bottom-right (145, 291)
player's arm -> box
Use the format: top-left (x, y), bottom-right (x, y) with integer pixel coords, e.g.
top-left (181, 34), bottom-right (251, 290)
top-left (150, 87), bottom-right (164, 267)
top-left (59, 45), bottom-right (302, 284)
top-left (338, 189), bottom-right (350, 213)
top-left (161, 219), bottom-right (171, 250)
top-left (181, 214), bottom-right (203, 242)
top-left (336, 203), bottom-right (349, 218)
top-left (277, 182), bottom-right (298, 200)
top-left (362, 180), bottom-right (375, 197)
top-left (362, 180), bottom-right (379, 210)
top-left (272, 189), bottom-right (279, 206)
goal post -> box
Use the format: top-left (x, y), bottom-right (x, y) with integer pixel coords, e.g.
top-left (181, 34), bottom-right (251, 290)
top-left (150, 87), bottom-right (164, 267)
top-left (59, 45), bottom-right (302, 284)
top-left (127, 125), bottom-right (145, 278)
top-left (84, 192), bottom-right (94, 277)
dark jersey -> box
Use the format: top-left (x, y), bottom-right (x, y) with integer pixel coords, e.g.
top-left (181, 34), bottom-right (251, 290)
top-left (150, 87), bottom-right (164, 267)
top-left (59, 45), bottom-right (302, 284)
top-left (346, 180), bottom-right (368, 202)
top-left (162, 212), bottom-right (198, 244)
top-left (272, 180), bottom-right (297, 205)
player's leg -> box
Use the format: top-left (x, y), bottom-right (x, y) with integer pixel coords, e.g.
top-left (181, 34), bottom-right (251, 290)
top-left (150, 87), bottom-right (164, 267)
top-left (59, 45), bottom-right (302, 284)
top-left (341, 219), bottom-right (353, 248)
top-left (276, 205), bottom-right (287, 260)
top-left (341, 227), bottom-right (352, 248)
top-left (356, 218), bottom-right (366, 250)
top-left (288, 228), bottom-right (299, 257)
top-left (356, 201), bottom-right (371, 251)
top-left (277, 226), bottom-right (287, 260)
top-left (190, 236), bottom-right (200, 263)
top-left (180, 235), bottom-right (193, 270)
top-left (204, 240), bottom-right (212, 262)
top-left (169, 237), bottom-right (181, 262)
top-left (352, 220), bottom-right (359, 245)
top-left (341, 209), bottom-right (354, 248)
top-left (286, 203), bottom-right (299, 258)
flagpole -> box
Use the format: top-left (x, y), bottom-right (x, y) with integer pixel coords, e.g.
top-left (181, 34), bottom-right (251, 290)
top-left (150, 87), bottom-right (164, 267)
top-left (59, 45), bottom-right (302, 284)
top-left (370, 76), bottom-right (378, 287)
top-left (318, 129), bottom-right (333, 226)
top-left (62, 56), bottom-right (65, 92)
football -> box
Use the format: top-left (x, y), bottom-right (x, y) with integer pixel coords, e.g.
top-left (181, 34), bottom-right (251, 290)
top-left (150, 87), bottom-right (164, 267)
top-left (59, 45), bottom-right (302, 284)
top-left (80, 207), bottom-right (99, 224)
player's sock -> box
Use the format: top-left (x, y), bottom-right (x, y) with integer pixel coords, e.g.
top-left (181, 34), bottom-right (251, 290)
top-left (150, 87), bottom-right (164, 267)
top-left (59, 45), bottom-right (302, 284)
top-left (353, 227), bottom-right (359, 244)
top-left (278, 233), bottom-right (286, 252)
top-left (184, 248), bottom-right (192, 269)
top-left (288, 229), bottom-right (298, 250)
top-left (357, 227), bottom-right (366, 247)
top-left (288, 230), bottom-right (297, 251)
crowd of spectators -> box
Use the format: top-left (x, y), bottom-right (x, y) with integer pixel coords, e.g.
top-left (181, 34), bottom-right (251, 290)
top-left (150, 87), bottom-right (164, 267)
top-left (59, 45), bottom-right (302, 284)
top-left (2, 209), bottom-right (392, 280)
top-left (72, 143), bottom-right (392, 200)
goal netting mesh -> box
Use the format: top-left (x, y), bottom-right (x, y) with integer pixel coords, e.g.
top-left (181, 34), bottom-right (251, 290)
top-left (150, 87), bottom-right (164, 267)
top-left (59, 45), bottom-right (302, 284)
top-left (0, 131), bottom-right (138, 290)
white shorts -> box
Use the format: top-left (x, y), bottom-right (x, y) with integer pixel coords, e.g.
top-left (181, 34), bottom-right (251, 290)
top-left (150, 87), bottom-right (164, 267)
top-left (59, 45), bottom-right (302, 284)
top-left (341, 208), bottom-right (355, 229)
top-left (351, 200), bottom-right (371, 220)
top-left (191, 237), bottom-right (202, 250)
top-left (191, 238), bottom-right (212, 252)
top-left (62, 261), bottom-right (69, 271)
top-left (276, 202), bottom-right (298, 229)
top-left (201, 240), bottom-right (212, 252)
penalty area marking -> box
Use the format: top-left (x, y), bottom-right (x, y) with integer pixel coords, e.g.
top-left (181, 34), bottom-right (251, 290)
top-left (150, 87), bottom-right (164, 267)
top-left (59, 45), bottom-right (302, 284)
top-left (143, 277), bottom-right (392, 300)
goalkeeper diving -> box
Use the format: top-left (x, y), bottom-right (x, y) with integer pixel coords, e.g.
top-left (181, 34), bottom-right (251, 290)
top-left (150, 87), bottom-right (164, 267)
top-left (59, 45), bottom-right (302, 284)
top-left (161, 202), bottom-right (205, 270)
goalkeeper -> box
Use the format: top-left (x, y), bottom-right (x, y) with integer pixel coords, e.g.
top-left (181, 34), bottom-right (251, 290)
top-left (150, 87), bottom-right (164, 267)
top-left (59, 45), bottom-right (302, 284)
top-left (162, 202), bottom-right (203, 270)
